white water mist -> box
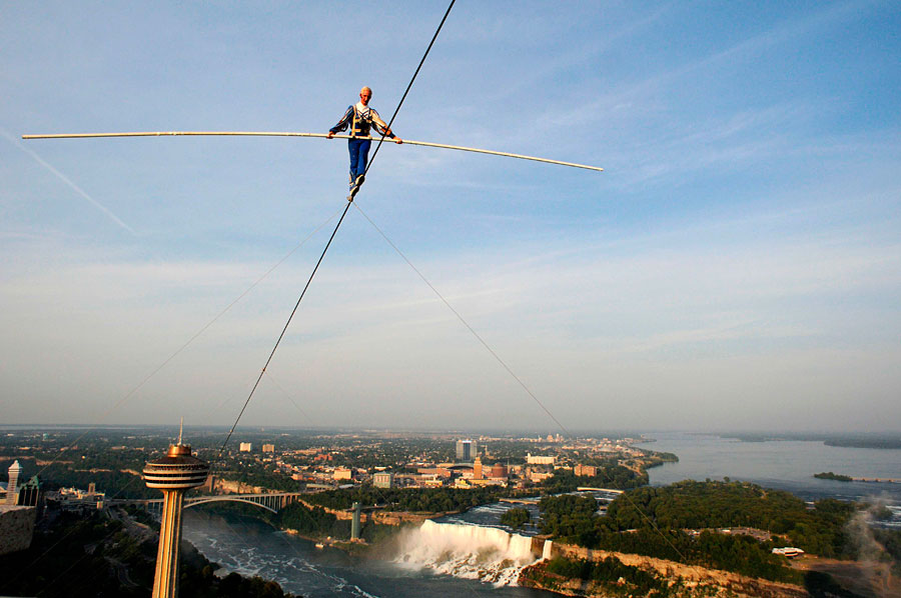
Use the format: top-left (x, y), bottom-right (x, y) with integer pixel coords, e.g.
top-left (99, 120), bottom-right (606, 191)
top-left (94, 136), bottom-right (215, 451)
top-left (395, 520), bottom-right (539, 586)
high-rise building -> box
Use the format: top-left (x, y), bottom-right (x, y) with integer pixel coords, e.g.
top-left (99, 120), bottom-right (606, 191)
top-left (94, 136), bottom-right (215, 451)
top-left (455, 439), bottom-right (478, 462)
top-left (239, 442), bottom-right (252, 452)
top-left (143, 435), bottom-right (210, 598)
top-left (262, 443), bottom-right (275, 453)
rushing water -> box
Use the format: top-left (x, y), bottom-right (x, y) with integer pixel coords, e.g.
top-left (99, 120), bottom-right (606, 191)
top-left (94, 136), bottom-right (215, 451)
top-left (396, 519), bottom-right (537, 586)
top-left (436, 501), bottom-right (543, 535)
top-left (182, 511), bottom-right (556, 598)
top-left (183, 432), bottom-right (901, 594)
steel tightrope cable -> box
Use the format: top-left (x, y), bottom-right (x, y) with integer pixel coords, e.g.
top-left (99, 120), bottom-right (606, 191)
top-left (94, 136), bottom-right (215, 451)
top-left (364, 0), bottom-right (456, 176)
top-left (216, 0), bottom-right (456, 461)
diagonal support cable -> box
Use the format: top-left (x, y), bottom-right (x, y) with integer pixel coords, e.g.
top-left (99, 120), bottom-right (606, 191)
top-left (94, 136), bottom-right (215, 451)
top-left (352, 202), bottom-right (570, 437)
top-left (216, 0), bottom-right (457, 458)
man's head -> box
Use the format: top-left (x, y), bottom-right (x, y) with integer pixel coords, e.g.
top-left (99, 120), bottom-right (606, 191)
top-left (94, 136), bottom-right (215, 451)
top-left (359, 86), bottom-right (372, 106)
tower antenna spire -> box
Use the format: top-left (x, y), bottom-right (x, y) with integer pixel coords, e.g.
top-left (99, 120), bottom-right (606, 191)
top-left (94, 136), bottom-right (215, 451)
top-left (178, 417), bottom-right (183, 445)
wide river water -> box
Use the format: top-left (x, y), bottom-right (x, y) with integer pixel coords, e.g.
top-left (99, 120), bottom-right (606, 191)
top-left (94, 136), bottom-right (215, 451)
top-left (183, 431), bottom-right (901, 596)
top-left (636, 431), bottom-right (901, 506)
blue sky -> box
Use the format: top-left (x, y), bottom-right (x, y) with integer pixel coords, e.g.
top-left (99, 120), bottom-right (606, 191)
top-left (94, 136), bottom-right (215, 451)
top-left (2, 1), bottom-right (899, 433)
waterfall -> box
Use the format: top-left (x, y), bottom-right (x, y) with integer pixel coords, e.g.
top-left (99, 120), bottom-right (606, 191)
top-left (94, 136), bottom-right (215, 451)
top-left (396, 520), bottom-right (539, 586)
top-left (542, 538), bottom-right (553, 560)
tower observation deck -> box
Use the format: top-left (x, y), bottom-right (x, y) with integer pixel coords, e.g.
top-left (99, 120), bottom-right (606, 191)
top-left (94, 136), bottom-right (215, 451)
top-left (143, 441), bottom-right (209, 598)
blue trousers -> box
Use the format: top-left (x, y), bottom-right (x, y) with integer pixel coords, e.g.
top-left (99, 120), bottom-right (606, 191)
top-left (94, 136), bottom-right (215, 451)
top-left (348, 138), bottom-right (371, 186)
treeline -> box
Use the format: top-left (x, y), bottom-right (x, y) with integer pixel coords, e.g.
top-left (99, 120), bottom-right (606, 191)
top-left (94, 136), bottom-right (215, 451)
top-left (539, 493), bottom-right (797, 582)
top-left (535, 480), bottom-right (886, 582)
top-left (500, 507), bottom-right (531, 529)
top-left (277, 502), bottom-right (349, 538)
top-left (601, 481), bottom-right (857, 558)
top-left (541, 466), bottom-right (646, 493)
top-left (38, 463), bottom-right (159, 499)
top-left (874, 528), bottom-right (901, 575)
top-left (0, 510), bottom-right (293, 597)
top-left (537, 556), bottom-right (672, 596)
top-left (644, 451), bottom-right (679, 468)
top-left (814, 472), bottom-right (852, 482)
top-left (304, 486), bottom-right (516, 512)
top-left (225, 470), bottom-right (299, 492)
top-left (275, 502), bottom-right (398, 544)
top-left (539, 481), bottom-right (901, 583)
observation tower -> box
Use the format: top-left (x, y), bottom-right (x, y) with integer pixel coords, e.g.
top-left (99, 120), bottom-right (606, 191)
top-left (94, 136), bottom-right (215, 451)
top-left (143, 427), bottom-right (209, 598)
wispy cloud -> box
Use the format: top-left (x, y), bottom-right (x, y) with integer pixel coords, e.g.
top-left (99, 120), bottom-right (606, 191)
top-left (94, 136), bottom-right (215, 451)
top-left (1, 129), bottom-right (137, 235)
top-left (543, 0), bottom-right (872, 128)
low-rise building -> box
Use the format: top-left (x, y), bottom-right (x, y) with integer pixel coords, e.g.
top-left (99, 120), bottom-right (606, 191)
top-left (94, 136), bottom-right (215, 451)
top-left (489, 463), bottom-right (508, 479)
top-left (373, 472), bottom-right (394, 489)
top-left (574, 464), bottom-right (597, 477)
top-left (526, 453), bottom-right (555, 465)
top-left (529, 471), bottom-right (552, 483)
top-left (333, 468), bottom-right (353, 481)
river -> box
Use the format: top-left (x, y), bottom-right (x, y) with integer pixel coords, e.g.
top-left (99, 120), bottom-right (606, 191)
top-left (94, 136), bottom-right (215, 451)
top-left (636, 432), bottom-right (901, 504)
top-left (183, 431), bottom-right (901, 595)
top-left (182, 510), bottom-right (557, 597)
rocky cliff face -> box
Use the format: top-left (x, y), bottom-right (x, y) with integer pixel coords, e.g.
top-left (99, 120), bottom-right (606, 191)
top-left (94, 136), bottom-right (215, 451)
top-left (0, 506), bottom-right (35, 555)
top-left (518, 541), bottom-right (810, 598)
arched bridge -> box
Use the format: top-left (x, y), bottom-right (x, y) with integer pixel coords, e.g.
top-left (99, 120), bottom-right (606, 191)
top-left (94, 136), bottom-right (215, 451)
top-left (116, 492), bottom-right (305, 516)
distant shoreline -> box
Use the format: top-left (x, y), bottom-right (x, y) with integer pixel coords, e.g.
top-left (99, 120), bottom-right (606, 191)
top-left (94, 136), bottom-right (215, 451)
top-left (719, 433), bottom-right (901, 450)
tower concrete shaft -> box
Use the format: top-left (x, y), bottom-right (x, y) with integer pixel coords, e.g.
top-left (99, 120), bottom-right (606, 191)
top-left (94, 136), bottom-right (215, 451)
top-left (351, 501), bottom-right (362, 540)
top-left (143, 443), bottom-right (209, 598)
top-left (153, 490), bottom-right (187, 597)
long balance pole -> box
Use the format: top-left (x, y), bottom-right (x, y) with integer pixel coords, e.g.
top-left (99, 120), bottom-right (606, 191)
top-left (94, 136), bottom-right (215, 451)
top-left (21, 131), bottom-right (603, 172)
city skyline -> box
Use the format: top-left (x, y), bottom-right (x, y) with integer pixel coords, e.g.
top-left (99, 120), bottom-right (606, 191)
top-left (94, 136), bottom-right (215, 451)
top-left (2, 2), bottom-right (900, 432)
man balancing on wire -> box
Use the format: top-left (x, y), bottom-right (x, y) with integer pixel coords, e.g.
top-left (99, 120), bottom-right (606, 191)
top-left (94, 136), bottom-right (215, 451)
top-left (327, 86), bottom-right (402, 201)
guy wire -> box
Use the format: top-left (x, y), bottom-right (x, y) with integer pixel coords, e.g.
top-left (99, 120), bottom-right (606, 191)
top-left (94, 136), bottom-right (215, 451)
top-left (351, 201), bottom-right (571, 437)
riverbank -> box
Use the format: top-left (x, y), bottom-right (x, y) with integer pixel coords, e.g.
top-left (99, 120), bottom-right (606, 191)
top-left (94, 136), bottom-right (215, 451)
top-left (519, 559), bottom-right (807, 598)
top-left (519, 543), bottom-right (809, 598)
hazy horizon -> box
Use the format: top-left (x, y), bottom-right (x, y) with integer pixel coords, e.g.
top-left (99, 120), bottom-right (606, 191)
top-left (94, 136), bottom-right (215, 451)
top-left (2, 423), bottom-right (899, 439)
top-left (3, 2), bottom-right (899, 433)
